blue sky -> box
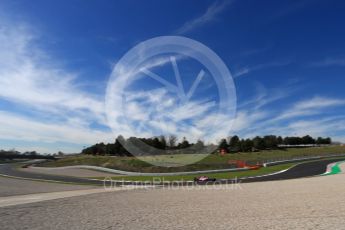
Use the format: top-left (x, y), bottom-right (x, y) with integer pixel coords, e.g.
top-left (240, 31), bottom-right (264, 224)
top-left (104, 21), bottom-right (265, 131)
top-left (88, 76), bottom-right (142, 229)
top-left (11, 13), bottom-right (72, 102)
top-left (1, 0), bottom-right (345, 153)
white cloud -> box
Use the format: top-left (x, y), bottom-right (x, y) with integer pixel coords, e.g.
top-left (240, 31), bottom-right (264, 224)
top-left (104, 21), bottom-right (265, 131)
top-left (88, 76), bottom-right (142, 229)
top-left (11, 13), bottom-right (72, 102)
top-left (169, 100), bottom-right (216, 122)
top-left (0, 20), bottom-right (104, 121)
top-left (295, 97), bottom-right (345, 109)
top-left (0, 16), bottom-right (111, 152)
top-left (231, 110), bottom-right (268, 132)
top-left (274, 97), bottom-right (345, 121)
top-left (233, 61), bottom-right (291, 78)
top-left (233, 94), bottom-right (345, 141)
top-left (120, 86), bottom-right (219, 141)
top-left (264, 116), bottom-right (345, 139)
top-left (310, 57), bottom-right (345, 67)
top-left (0, 111), bottom-right (111, 146)
top-left (175, 0), bottom-right (232, 34)
top-left (105, 51), bottom-right (234, 143)
top-left (238, 83), bottom-right (294, 110)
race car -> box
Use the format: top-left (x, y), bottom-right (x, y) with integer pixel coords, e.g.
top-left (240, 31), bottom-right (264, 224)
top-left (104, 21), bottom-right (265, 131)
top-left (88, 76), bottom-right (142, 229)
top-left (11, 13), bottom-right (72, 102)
top-left (194, 176), bottom-right (217, 183)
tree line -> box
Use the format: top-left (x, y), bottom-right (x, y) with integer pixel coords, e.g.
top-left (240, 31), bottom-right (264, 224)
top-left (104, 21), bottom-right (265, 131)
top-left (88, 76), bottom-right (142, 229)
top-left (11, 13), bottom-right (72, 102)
top-left (82, 135), bottom-right (332, 156)
top-left (218, 135), bottom-right (332, 153)
top-left (0, 149), bottom-right (55, 160)
top-left (82, 135), bottom-right (206, 156)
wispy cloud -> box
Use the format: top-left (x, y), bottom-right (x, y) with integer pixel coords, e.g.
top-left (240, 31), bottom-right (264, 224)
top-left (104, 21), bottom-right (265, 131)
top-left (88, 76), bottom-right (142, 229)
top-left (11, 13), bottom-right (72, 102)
top-left (0, 15), bottom-right (112, 152)
top-left (119, 72), bottom-right (345, 144)
top-left (0, 111), bottom-right (111, 146)
top-left (233, 60), bottom-right (291, 78)
top-left (273, 97), bottom-right (345, 121)
top-left (0, 20), bottom-right (105, 121)
top-left (234, 94), bottom-right (345, 143)
top-left (175, 0), bottom-right (233, 34)
top-left (120, 86), bottom-right (219, 142)
top-left (238, 82), bottom-right (296, 110)
top-left (310, 57), bottom-right (345, 67)
top-left (270, 0), bottom-right (315, 20)
top-left (238, 45), bottom-right (273, 57)
top-left (294, 97), bottom-right (345, 110)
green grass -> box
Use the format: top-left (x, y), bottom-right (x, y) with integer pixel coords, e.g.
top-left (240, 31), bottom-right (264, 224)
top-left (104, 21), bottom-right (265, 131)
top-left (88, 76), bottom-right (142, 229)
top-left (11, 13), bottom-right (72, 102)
top-left (199, 146), bottom-right (345, 164)
top-left (38, 146), bottom-right (345, 173)
top-left (94, 163), bottom-right (296, 181)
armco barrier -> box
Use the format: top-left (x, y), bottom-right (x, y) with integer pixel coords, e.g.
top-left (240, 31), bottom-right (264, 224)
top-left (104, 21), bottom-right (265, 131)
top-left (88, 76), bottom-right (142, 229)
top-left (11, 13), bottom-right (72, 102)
top-left (263, 153), bottom-right (345, 167)
top-left (30, 165), bottom-right (250, 176)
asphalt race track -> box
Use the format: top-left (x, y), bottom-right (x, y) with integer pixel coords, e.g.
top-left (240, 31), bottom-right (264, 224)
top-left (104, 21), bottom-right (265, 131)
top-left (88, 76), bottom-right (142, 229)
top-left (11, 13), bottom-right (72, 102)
top-left (1, 157), bottom-right (345, 186)
top-left (239, 158), bottom-right (344, 183)
top-left (0, 164), bottom-right (102, 185)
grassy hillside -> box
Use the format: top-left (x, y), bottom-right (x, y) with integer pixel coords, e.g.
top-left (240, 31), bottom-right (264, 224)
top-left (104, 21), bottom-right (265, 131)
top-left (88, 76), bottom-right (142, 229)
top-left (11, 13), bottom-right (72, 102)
top-left (38, 146), bottom-right (345, 173)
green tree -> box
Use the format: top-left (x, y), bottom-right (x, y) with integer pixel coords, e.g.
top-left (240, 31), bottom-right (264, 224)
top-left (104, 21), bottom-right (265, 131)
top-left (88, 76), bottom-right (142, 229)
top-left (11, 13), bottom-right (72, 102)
top-left (263, 135), bottom-right (278, 149)
top-left (253, 136), bottom-right (265, 150)
top-left (241, 139), bottom-right (254, 152)
top-left (159, 136), bottom-right (167, 150)
top-left (302, 135), bottom-right (315, 144)
top-left (178, 137), bottom-right (190, 149)
top-left (229, 135), bottom-right (240, 152)
top-left (218, 138), bottom-right (229, 151)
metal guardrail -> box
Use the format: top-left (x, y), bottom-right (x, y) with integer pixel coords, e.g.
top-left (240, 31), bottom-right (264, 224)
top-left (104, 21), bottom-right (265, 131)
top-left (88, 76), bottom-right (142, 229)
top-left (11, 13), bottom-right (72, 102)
top-left (263, 153), bottom-right (345, 167)
top-left (30, 165), bottom-right (250, 176)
